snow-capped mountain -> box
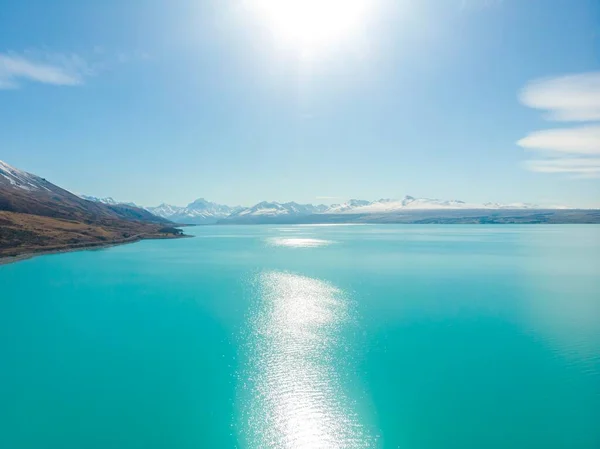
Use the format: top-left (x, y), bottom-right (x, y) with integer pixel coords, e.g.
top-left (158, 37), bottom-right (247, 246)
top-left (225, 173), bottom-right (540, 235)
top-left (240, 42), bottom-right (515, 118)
top-left (223, 201), bottom-right (328, 224)
top-left (80, 195), bottom-right (118, 205)
top-left (146, 203), bottom-right (184, 218)
top-left (219, 195), bottom-right (557, 222)
top-left (329, 196), bottom-right (475, 213)
top-left (482, 202), bottom-right (545, 209)
top-left (231, 201), bottom-right (327, 218)
top-left (325, 199), bottom-right (372, 213)
top-left (0, 160), bottom-right (169, 224)
top-left (146, 198), bottom-right (242, 224)
top-left (323, 196), bottom-right (543, 214)
top-left (80, 192), bottom-right (567, 225)
top-left (0, 160), bottom-right (52, 192)
top-left (79, 195), bottom-right (138, 208)
top-left (145, 200), bottom-right (327, 224)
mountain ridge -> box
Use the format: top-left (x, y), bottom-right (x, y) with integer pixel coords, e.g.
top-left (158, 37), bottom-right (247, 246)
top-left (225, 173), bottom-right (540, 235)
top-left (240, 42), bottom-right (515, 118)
top-left (145, 198), bottom-right (242, 225)
top-left (110, 195), bottom-right (571, 224)
top-left (0, 160), bottom-right (185, 261)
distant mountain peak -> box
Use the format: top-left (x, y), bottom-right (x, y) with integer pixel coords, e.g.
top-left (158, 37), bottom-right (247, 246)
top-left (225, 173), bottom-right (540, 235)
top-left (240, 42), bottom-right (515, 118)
top-left (146, 198), bottom-right (241, 224)
top-left (80, 195), bottom-right (117, 205)
top-left (186, 198), bottom-right (211, 208)
top-left (80, 195), bottom-right (139, 208)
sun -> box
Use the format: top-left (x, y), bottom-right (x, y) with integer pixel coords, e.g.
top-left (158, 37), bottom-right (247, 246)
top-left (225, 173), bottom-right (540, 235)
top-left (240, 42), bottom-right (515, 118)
top-left (250, 0), bottom-right (371, 53)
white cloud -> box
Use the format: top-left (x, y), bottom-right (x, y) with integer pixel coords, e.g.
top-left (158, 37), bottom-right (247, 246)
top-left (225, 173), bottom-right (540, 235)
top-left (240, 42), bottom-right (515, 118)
top-left (0, 52), bottom-right (90, 89)
top-left (523, 158), bottom-right (600, 178)
top-left (518, 125), bottom-right (600, 155)
top-left (520, 72), bottom-right (600, 122)
top-left (518, 72), bottom-right (600, 178)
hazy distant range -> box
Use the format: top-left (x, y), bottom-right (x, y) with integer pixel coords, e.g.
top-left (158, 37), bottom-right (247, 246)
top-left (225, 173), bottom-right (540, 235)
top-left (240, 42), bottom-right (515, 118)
top-left (83, 196), bottom-right (600, 225)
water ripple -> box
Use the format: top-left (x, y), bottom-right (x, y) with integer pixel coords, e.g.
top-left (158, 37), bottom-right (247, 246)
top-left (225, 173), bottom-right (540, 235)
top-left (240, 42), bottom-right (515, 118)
top-left (240, 272), bottom-right (372, 449)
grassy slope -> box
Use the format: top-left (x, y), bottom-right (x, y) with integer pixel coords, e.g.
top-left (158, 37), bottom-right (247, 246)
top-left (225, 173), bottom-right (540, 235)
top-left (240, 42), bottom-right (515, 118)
top-left (0, 211), bottom-right (181, 259)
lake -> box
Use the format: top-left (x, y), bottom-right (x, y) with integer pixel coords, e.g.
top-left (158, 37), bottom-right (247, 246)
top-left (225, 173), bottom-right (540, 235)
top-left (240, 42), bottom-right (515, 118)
top-left (1, 225), bottom-right (599, 449)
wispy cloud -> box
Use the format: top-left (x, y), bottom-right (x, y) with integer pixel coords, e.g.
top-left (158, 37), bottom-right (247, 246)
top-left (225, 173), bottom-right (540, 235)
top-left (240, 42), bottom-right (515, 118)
top-left (524, 158), bottom-right (600, 178)
top-left (520, 72), bottom-right (600, 122)
top-left (0, 51), bottom-right (90, 89)
top-left (518, 72), bottom-right (600, 177)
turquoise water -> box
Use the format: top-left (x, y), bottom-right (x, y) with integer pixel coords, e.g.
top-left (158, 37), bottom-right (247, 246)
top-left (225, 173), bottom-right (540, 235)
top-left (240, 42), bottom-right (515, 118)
top-left (1, 225), bottom-right (599, 449)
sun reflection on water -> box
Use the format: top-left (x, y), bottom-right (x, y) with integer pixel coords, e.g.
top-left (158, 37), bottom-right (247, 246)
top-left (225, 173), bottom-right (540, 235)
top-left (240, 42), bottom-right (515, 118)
top-left (240, 272), bottom-right (372, 449)
top-left (267, 238), bottom-right (335, 248)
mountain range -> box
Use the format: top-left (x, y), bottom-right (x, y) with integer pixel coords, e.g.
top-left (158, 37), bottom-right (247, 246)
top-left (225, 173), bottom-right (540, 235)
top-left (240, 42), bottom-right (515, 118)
top-left (146, 199), bottom-right (244, 225)
top-left (0, 160), bottom-right (184, 260)
top-left (81, 194), bottom-right (566, 224)
top-left (2, 158), bottom-right (599, 262)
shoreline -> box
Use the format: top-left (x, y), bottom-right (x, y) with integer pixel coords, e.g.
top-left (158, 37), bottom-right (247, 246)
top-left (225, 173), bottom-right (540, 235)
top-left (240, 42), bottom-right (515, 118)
top-left (0, 233), bottom-right (192, 266)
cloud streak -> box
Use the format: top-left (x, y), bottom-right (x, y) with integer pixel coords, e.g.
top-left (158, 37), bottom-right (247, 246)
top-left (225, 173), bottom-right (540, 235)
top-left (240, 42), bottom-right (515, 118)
top-left (518, 125), bottom-right (600, 155)
top-left (524, 158), bottom-right (600, 178)
top-left (520, 72), bottom-right (600, 122)
top-left (518, 72), bottom-right (600, 177)
top-left (0, 52), bottom-right (89, 89)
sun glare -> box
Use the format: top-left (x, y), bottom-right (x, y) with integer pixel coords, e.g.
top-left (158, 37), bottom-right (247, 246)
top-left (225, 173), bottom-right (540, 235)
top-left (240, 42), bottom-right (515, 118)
top-left (251, 0), bottom-right (370, 53)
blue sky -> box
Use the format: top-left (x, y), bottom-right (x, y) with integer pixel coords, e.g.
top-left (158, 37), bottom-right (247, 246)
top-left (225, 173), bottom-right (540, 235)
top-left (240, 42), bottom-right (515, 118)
top-left (1, 0), bottom-right (599, 207)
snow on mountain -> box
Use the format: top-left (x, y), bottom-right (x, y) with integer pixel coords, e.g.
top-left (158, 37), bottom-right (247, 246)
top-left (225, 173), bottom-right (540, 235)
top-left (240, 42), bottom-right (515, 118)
top-left (334, 196), bottom-right (476, 213)
top-left (231, 201), bottom-right (326, 218)
top-left (0, 161), bottom-right (170, 225)
top-left (186, 198), bottom-right (238, 217)
top-left (0, 160), bottom-right (51, 192)
top-left (146, 198), bottom-right (242, 224)
top-left (80, 195), bottom-right (139, 208)
top-left (80, 195), bottom-right (118, 205)
top-left (235, 201), bottom-right (286, 217)
top-left (79, 193), bottom-right (567, 225)
top-left (482, 202), bottom-right (540, 209)
top-left (325, 199), bottom-right (372, 213)
top-left (323, 196), bottom-right (545, 214)
top-left (147, 195), bottom-right (563, 224)
top-left (146, 203), bottom-right (185, 218)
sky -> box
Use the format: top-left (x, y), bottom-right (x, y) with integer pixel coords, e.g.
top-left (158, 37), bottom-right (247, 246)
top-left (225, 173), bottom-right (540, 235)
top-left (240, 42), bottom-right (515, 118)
top-left (1, 0), bottom-right (599, 208)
